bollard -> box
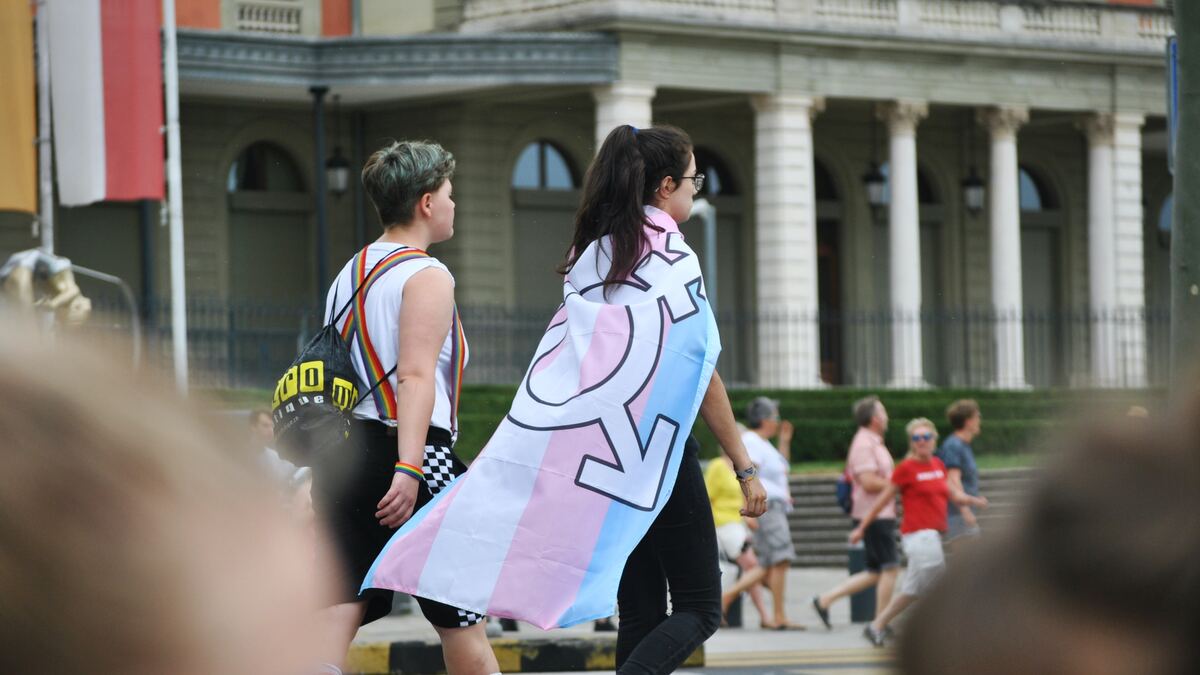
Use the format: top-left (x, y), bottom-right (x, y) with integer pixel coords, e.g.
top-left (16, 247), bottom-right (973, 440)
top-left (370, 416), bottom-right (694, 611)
top-left (847, 542), bottom-right (876, 623)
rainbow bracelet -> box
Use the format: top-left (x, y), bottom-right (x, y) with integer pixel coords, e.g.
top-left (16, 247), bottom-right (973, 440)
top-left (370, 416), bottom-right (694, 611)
top-left (394, 461), bottom-right (424, 482)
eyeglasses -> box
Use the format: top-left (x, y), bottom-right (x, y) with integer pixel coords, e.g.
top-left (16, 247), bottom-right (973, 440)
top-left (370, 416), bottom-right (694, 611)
top-left (679, 173), bottom-right (705, 192)
top-left (911, 433), bottom-right (935, 442)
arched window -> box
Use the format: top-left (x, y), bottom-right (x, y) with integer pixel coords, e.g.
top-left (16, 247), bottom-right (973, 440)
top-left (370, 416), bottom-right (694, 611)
top-left (511, 140), bottom-right (578, 190)
top-left (1019, 166), bottom-right (1057, 212)
top-left (815, 159), bottom-right (838, 202)
top-left (227, 142), bottom-right (304, 193)
top-left (693, 147), bottom-right (739, 196)
top-left (878, 163), bottom-right (939, 205)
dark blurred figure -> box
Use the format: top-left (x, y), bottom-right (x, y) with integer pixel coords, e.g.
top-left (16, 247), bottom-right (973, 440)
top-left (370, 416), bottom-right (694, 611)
top-left (249, 407), bottom-right (312, 508)
top-left (899, 399), bottom-right (1200, 675)
top-left (0, 325), bottom-right (333, 675)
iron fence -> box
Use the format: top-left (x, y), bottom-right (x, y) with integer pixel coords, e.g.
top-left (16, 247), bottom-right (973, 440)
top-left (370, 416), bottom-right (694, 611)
top-left (83, 296), bottom-right (1171, 390)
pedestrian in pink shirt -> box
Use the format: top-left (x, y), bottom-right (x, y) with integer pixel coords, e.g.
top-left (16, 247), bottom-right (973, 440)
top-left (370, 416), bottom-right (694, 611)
top-left (811, 395), bottom-right (900, 629)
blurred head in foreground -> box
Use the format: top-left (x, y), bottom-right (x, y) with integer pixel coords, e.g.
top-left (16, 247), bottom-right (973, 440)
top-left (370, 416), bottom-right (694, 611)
top-left (0, 325), bottom-right (332, 675)
top-left (900, 396), bottom-right (1200, 675)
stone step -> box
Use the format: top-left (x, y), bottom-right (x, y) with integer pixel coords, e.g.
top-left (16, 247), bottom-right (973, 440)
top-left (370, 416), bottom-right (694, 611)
top-left (781, 467), bottom-right (1036, 567)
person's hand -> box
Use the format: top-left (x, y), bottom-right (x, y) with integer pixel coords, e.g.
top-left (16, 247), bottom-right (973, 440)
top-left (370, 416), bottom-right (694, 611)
top-left (376, 473), bottom-right (420, 528)
top-left (849, 526), bottom-right (865, 545)
top-left (974, 495), bottom-right (989, 510)
top-left (962, 509), bottom-right (978, 528)
top-left (739, 477), bottom-right (768, 517)
top-left (745, 516), bottom-right (759, 531)
top-left (779, 420), bottom-right (794, 444)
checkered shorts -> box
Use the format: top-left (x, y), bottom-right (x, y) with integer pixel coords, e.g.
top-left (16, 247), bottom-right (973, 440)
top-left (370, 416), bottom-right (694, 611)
top-left (423, 443), bottom-right (461, 495)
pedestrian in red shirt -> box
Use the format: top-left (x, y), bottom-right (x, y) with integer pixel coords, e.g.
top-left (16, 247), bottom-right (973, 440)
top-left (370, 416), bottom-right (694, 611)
top-left (849, 418), bottom-right (987, 647)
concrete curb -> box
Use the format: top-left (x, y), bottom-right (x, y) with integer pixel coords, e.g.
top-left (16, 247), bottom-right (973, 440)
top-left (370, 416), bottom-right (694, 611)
top-left (348, 637), bottom-right (704, 674)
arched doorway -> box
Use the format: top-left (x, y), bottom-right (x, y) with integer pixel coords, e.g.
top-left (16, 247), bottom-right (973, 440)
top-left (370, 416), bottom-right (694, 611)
top-left (1145, 194), bottom-right (1172, 385)
top-left (679, 147), bottom-right (748, 380)
top-left (1018, 165), bottom-right (1065, 387)
top-left (226, 141), bottom-right (312, 307)
top-left (815, 158), bottom-right (843, 384)
top-left (511, 140), bottom-right (580, 312)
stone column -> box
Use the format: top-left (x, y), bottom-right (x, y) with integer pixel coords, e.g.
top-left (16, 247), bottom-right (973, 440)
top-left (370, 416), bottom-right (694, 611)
top-left (878, 100), bottom-right (928, 388)
top-left (979, 106), bottom-right (1029, 389)
top-left (1083, 112), bottom-right (1147, 387)
top-left (752, 94), bottom-right (826, 388)
top-left (593, 82), bottom-right (655, 153)
top-left (1083, 114), bottom-right (1118, 387)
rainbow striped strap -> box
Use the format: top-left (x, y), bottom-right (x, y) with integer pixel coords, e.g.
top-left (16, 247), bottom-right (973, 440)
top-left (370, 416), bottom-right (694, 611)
top-left (341, 246), bottom-right (435, 420)
top-left (448, 305), bottom-right (467, 435)
top-left (394, 461), bottom-right (425, 482)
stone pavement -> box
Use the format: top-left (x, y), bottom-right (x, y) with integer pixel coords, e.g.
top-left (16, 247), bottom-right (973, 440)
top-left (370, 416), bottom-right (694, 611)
top-left (351, 567), bottom-right (897, 673)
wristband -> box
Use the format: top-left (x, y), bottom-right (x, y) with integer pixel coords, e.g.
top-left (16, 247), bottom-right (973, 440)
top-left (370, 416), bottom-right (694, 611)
top-left (394, 461), bottom-right (424, 482)
top-left (735, 464), bottom-right (758, 483)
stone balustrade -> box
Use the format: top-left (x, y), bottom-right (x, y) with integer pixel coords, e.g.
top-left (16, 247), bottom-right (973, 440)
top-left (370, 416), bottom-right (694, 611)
top-left (233, 0), bottom-right (305, 35)
top-left (460, 0), bottom-right (1173, 51)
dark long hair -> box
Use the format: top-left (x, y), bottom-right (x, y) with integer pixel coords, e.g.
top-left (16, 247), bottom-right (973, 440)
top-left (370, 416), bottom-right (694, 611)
top-left (558, 124), bottom-right (692, 294)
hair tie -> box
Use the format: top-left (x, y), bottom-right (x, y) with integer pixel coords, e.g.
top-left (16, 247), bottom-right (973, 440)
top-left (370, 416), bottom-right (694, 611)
top-left (629, 125), bottom-right (639, 136)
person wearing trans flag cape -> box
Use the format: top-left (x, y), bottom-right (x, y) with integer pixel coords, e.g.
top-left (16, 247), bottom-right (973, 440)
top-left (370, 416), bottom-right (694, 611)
top-left (365, 125), bottom-right (767, 675)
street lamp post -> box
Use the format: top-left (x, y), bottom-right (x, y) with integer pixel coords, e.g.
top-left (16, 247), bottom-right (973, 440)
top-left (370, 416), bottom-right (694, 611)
top-left (310, 85), bottom-right (330, 309)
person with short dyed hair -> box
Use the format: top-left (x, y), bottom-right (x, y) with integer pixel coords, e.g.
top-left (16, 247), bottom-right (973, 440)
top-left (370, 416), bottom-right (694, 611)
top-left (316, 140), bottom-right (499, 675)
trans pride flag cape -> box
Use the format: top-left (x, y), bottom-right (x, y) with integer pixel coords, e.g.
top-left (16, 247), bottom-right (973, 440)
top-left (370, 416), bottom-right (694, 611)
top-left (362, 208), bottom-right (721, 629)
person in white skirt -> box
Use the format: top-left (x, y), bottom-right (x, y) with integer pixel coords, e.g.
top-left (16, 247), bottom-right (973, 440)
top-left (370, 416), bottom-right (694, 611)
top-left (849, 417), bottom-right (988, 647)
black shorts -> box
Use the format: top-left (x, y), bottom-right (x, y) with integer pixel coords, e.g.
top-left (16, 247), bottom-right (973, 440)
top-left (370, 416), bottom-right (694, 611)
top-left (854, 518), bottom-right (899, 573)
top-left (311, 419), bottom-right (483, 628)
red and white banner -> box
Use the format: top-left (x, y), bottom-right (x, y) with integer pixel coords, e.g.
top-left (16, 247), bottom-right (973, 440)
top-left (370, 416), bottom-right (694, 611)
top-left (49, 0), bottom-right (164, 206)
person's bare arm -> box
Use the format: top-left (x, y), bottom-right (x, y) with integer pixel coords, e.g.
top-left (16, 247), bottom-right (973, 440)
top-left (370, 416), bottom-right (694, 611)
top-left (856, 470), bottom-right (889, 493)
top-left (375, 268), bottom-right (455, 528)
top-left (947, 474), bottom-right (988, 510)
top-left (849, 483), bottom-right (897, 543)
top-left (947, 468), bottom-right (978, 525)
top-left (776, 420), bottom-right (793, 462)
top-left (699, 369), bottom-right (767, 517)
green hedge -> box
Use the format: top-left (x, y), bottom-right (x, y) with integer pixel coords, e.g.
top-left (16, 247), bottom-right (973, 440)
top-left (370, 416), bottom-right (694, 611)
top-left (203, 385), bottom-right (1165, 464)
top-left (454, 386), bottom-right (1165, 463)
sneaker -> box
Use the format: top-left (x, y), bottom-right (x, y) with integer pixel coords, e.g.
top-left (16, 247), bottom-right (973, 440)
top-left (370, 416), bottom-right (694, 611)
top-left (811, 596), bottom-right (832, 630)
top-left (863, 624), bottom-right (886, 648)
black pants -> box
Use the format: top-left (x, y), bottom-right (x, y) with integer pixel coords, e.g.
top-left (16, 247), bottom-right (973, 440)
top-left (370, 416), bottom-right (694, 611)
top-left (615, 440), bottom-right (722, 675)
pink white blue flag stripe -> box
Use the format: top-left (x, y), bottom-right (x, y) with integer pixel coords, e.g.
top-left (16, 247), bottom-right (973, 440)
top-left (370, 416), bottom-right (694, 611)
top-left (363, 208), bottom-right (720, 629)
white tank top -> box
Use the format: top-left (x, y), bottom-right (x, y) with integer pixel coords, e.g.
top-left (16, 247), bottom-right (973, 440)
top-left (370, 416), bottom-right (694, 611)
top-left (323, 243), bottom-right (468, 436)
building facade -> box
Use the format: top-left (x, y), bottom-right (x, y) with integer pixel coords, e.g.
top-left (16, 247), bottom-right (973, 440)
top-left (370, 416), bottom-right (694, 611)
top-left (0, 0), bottom-right (1176, 390)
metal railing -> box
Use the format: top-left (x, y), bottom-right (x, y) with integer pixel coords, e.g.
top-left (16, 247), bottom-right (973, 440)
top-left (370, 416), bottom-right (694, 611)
top-left (82, 297), bottom-right (1171, 391)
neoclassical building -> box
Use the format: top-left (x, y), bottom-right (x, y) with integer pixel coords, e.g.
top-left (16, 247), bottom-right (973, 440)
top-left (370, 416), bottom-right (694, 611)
top-left (0, 0), bottom-right (1175, 390)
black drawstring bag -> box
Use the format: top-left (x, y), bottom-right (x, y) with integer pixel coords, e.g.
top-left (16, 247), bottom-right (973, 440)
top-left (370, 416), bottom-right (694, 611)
top-left (271, 248), bottom-right (402, 466)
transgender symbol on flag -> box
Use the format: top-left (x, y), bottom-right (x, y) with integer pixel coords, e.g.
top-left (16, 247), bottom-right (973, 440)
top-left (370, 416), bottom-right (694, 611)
top-left (513, 246), bottom-right (707, 512)
top-left (363, 209), bottom-right (721, 629)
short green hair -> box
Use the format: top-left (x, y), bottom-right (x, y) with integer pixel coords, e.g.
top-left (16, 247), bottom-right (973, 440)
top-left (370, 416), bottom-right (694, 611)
top-left (361, 140), bottom-right (455, 228)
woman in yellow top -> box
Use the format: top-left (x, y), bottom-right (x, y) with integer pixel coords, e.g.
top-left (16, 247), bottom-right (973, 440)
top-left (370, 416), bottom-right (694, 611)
top-left (704, 456), bottom-right (769, 625)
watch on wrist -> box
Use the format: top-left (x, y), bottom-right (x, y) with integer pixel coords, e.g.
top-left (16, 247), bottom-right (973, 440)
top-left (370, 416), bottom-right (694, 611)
top-left (735, 464), bottom-right (758, 482)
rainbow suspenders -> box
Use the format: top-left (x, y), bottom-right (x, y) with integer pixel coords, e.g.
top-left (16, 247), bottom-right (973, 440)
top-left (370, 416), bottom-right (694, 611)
top-left (338, 247), bottom-right (467, 435)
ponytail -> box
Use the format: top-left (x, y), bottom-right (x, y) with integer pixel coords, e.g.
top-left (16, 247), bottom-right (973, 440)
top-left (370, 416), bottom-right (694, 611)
top-left (559, 124), bottom-right (692, 295)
